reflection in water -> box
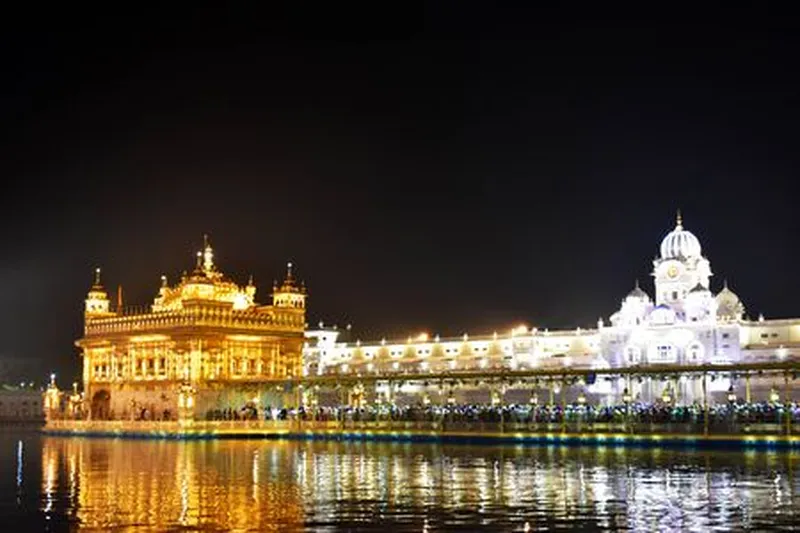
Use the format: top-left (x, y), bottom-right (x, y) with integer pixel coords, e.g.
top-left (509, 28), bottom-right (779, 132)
top-left (27, 437), bottom-right (800, 531)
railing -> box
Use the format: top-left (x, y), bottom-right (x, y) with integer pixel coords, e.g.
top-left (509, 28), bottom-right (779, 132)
top-left (84, 308), bottom-right (304, 336)
top-left (43, 418), bottom-right (792, 438)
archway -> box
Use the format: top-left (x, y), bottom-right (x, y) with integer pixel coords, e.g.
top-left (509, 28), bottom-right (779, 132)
top-left (91, 390), bottom-right (111, 420)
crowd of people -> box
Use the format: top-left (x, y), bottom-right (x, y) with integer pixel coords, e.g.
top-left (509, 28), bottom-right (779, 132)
top-left (203, 400), bottom-right (800, 428)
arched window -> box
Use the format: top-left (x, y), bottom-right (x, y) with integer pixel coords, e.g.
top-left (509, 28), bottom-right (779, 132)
top-left (686, 342), bottom-right (704, 363)
top-left (625, 346), bottom-right (641, 364)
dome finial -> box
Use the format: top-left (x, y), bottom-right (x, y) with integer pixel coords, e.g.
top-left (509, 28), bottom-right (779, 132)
top-left (634, 279), bottom-right (640, 290)
top-left (93, 267), bottom-right (102, 287)
top-left (723, 278), bottom-right (728, 290)
top-left (676, 208), bottom-right (683, 229)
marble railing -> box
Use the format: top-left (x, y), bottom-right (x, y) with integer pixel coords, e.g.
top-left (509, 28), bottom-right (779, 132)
top-left (84, 309), bottom-right (303, 336)
top-left (43, 418), bottom-right (791, 437)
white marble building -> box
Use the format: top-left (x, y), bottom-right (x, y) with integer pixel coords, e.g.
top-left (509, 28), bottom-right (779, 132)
top-left (304, 213), bottom-right (796, 404)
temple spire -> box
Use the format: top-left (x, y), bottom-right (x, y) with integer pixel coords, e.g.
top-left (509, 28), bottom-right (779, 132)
top-left (676, 208), bottom-right (683, 229)
top-left (93, 267), bottom-right (102, 287)
top-left (202, 235), bottom-right (214, 273)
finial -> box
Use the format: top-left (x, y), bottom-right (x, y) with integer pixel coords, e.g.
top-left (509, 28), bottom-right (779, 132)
top-left (93, 267), bottom-right (102, 286)
top-left (248, 274), bottom-right (254, 286)
top-left (195, 250), bottom-right (202, 270)
top-left (202, 236), bottom-right (214, 272)
top-left (161, 274), bottom-right (168, 287)
top-left (676, 209), bottom-right (683, 229)
top-left (723, 278), bottom-right (728, 290)
top-left (286, 261), bottom-right (294, 280)
top-left (634, 279), bottom-right (640, 290)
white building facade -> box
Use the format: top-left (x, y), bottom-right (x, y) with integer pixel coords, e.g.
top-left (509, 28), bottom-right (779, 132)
top-left (304, 213), bottom-right (796, 405)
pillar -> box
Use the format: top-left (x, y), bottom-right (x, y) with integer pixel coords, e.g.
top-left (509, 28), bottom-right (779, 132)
top-left (561, 375), bottom-right (567, 434)
top-left (745, 373), bottom-right (751, 404)
top-left (702, 372), bottom-right (709, 436)
top-left (784, 372), bottom-right (792, 436)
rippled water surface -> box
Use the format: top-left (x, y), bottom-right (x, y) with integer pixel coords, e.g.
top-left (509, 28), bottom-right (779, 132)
top-left (1, 430), bottom-right (799, 531)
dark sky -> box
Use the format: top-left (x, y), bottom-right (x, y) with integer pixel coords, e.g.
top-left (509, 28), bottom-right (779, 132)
top-left (1, 6), bottom-right (799, 384)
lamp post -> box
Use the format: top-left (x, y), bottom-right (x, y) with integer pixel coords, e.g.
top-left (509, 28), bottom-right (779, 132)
top-left (69, 382), bottom-right (81, 420)
top-left (661, 386), bottom-right (673, 406)
top-left (727, 386), bottom-right (737, 404)
top-left (770, 387), bottom-right (781, 404)
top-left (577, 392), bottom-right (587, 429)
top-left (177, 382), bottom-right (197, 423)
top-left (44, 374), bottom-right (61, 422)
top-left (530, 392), bottom-right (539, 426)
top-left (622, 387), bottom-right (632, 433)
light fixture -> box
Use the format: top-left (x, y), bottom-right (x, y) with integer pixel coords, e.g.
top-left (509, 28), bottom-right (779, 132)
top-left (622, 388), bottom-right (632, 404)
top-left (661, 387), bottom-right (672, 405)
top-left (769, 388), bottom-right (781, 404)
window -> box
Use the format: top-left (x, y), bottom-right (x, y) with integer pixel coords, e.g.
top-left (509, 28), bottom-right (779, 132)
top-left (771, 333), bottom-right (779, 338)
top-left (653, 344), bottom-right (676, 362)
top-left (761, 333), bottom-right (769, 339)
top-left (722, 333), bottom-right (729, 339)
top-left (672, 291), bottom-right (678, 300)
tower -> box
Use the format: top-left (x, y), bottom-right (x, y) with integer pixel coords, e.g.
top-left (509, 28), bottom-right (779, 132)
top-left (84, 268), bottom-right (114, 317)
top-left (652, 210), bottom-right (712, 308)
top-left (272, 262), bottom-right (307, 309)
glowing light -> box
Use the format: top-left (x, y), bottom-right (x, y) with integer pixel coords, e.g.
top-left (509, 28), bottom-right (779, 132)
top-left (770, 388), bottom-right (781, 403)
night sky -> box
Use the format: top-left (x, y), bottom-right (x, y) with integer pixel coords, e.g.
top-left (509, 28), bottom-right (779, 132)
top-left (1, 6), bottom-right (799, 384)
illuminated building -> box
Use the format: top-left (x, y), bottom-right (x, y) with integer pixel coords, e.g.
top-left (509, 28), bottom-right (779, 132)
top-left (75, 237), bottom-right (307, 420)
top-left (305, 212), bottom-right (797, 403)
top-left (0, 384), bottom-right (44, 423)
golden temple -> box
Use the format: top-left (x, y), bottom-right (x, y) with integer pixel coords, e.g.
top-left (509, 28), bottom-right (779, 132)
top-left (75, 237), bottom-right (307, 420)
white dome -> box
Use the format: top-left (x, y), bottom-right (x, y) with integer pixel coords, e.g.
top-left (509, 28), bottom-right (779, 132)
top-left (660, 212), bottom-right (702, 259)
top-left (626, 280), bottom-right (650, 301)
top-left (715, 281), bottom-right (745, 319)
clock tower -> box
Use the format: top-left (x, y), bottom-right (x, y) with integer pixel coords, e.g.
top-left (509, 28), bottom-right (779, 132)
top-left (652, 211), bottom-right (712, 307)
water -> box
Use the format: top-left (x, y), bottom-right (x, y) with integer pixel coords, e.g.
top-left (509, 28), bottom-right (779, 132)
top-left (1, 430), bottom-right (799, 531)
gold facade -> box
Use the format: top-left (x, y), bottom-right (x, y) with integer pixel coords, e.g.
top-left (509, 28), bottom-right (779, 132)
top-left (75, 238), bottom-right (307, 420)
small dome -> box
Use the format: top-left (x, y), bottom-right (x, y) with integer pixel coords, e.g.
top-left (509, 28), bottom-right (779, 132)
top-left (716, 281), bottom-right (745, 319)
top-left (689, 282), bottom-right (710, 294)
top-left (627, 280), bottom-right (649, 301)
top-left (660, 211), bottom-right (702, 259)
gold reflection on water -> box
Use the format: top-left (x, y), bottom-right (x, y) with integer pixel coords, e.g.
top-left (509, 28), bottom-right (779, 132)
top-left (39, 437), bottom-right (800, 531)
top-left (42, 438), bottom-right (305, 531)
